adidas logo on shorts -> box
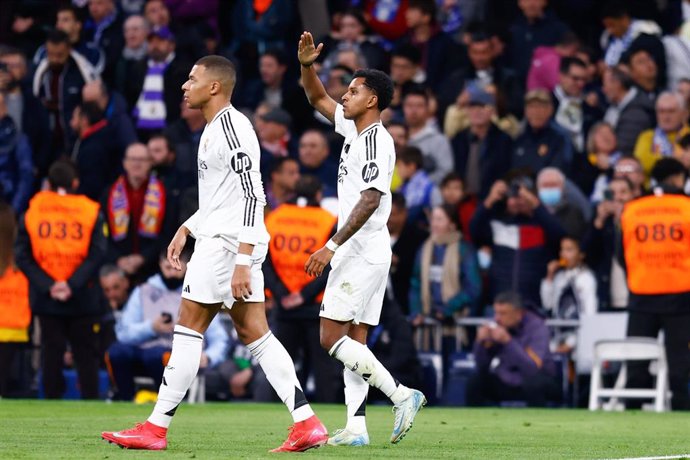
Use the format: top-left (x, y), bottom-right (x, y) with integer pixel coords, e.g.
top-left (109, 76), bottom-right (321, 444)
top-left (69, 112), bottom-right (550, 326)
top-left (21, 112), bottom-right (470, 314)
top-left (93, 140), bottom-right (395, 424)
top-left (183, 285), bottom-right (191, 293)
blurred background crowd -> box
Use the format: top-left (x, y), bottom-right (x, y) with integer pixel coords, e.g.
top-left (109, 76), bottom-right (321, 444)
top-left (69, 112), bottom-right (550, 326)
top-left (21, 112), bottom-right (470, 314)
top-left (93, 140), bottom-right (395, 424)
top-left (2, 0), bottom-right (690, 409)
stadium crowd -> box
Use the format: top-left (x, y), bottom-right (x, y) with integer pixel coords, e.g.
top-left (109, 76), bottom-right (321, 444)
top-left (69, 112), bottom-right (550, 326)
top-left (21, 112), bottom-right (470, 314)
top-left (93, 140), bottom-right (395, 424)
top-left (2, 0), bottom-right (690, 409)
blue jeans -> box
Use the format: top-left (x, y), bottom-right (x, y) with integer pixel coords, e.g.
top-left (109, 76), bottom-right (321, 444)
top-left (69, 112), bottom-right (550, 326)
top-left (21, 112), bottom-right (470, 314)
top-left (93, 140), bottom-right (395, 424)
top-left (106, 342), bottom-right (170, 400)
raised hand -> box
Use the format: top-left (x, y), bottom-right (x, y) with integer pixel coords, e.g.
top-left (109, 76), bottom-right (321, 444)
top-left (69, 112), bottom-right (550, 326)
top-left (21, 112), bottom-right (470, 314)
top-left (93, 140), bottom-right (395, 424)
top-left (297, 31), bottom-right (323, 67)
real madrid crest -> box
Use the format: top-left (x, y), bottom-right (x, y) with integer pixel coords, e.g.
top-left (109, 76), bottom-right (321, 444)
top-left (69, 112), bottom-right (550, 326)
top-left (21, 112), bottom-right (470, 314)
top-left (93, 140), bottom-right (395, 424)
top-left (203, 137), bottom-right (209, 153)
top-left (538, 144), bottom-right (548, 157)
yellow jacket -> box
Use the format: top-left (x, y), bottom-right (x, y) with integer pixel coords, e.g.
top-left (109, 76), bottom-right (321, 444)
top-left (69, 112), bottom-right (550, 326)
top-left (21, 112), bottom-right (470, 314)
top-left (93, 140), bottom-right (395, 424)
top-left (633, 125), bottom-right (690, 179)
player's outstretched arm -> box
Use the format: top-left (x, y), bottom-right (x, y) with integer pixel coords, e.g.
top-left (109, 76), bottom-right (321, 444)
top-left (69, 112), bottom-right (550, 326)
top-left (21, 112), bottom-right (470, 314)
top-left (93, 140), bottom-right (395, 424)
top-left (298, 31), bottom-right (337, 124)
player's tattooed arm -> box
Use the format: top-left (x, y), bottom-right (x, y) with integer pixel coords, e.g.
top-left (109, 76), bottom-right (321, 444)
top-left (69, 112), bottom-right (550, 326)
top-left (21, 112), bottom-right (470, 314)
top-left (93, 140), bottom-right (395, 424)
top-left (332, 189), bottom-right (382, 245)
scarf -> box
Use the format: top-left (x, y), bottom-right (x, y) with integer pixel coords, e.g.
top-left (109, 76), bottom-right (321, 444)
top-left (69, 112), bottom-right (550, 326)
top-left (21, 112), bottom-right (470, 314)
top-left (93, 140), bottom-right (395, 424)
top-left (604, 24), bottom-right (635, 66)
top-left (107, 175), bottom-right (166, 242)
top-left (134, 53), bottom-right (174, 130)
top-left (652, 127), bottom-right (675, 157)
top-left (420, 231), bottom-right (461, 315)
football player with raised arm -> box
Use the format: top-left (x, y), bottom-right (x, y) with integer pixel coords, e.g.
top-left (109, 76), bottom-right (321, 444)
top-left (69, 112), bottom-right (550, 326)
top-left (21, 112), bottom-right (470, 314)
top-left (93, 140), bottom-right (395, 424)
top-left (298, 32), bottom-right (426, 446)
top-left (102, 55), bottom-right (327, 453)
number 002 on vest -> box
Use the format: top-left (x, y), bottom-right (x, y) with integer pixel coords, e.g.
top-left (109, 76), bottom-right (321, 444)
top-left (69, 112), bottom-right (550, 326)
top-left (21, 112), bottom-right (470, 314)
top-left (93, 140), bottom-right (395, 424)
top-left (621, 194), bottom-right (690, 295)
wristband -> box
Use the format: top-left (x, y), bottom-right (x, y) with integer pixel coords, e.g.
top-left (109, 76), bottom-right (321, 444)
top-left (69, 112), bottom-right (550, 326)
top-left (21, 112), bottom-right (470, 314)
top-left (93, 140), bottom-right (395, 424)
top-left (325, 239), bottom-right (339, 252)
top-left (235, 253), bottom-right (251, 266)
top-left (301, 62), bottom-right (312, 68)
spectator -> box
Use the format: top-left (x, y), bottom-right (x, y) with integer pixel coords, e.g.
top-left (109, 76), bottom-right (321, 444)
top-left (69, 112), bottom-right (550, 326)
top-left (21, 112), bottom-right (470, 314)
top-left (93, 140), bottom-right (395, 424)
top-left (164, 101), bottom-right (205, 179)
top-left (388, 193), bottom-right (428, 315)
top-left (622, 47), bottom-right (660, 101)
top-left (470, 175), bottom-right (566, 306)
top-left (613, 156), bottom-right (646, 197)
top-left (0, 202), bottom-right (30, 398)
top-left (297, 130), bottom-right (338, 198)
top-left (81, 80), bottom-right (137, 158)
top-left (526, 30), bottom-right (580, 92)
top-left (634, 92), bottom-right (690, 179)
top-left (397, 146), bottom-right (435, 227)
top-left (435, 173), bottom-right (477, 240)
top-left (450, 84), bottom-right (512, 200)
top-left (0, 92), bottom-right (33, 214)
top-left (143, 0), bottom-right (170, 29)
top-left (541, 236), bottom-right (598, 353)
top-left (114, 15), bottom-right (150, 88)
top-left (107, 252), bottom-right (228, 401)
top-left (82, 0), bottom-right (124, 85)
top-left (398, 0), bottom-right (463, 91)
top-left (265, 157), bottom-right (300, 211)
top-left (512, 89), bottom-right (574, 176)
top-left (600, 0), bottom-right (666, 88)
top-left (583, 177), bottom-right (634, 311)
top-left (618, 158), bottom-right (690, 410)
top-left (508, 0), bottom-right (568, 84)
top-left (69, 101), bottom-right (119, 201)
top-left (33, 30), bottom-right (97, 157)
top-left (318, 8), bottom-right (388, 74)
top-left (263, 176), bottom-right (342, 402)
top-left (33, 4), bottom-right (104, 74)
top-left (99, 264), bottom-right (131, 314)
top-left (104, 143), bottom-right (169, 281)
top-left (120, 25), bottom-right (189, 138)
top-left (390, 44), bottom-right (424, 88)
top-left (536, 167), bottom-right (587, 239)
top-left (404, 86), bottom-right (454, 184)
top-left (237, 49), bottom-right (290, 111)
top-left (663, 30), bottom-right (690, 90)
top-left (440, 31), bottom-right (522, 123)
top-left (410, 204), bottom-right (481, 326)
top-left (15, 160), bottom-right (107, 399)
top-left (142, 0), bottom-right (206, 63)
top-left (584, 122), bottom-right (623, 202)
top-left (552, 57), bottom-right (604, 154)
top-left (467, 291), bottom-right (559, 407)
top-left (0, 47), bottom-right (51, 180)
top-left (148, 133), bottom-right (189, 197)
top-left (257, 107), bottom-right (295, 184)
top-left (602, 66), bottom-right (655, 156)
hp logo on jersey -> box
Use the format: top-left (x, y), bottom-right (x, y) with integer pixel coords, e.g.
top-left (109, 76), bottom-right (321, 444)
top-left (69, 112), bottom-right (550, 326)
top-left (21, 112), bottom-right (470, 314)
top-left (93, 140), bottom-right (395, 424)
top-left (231, 152), bottom-right (252, 173)
top-left (361, 162), bottom-right (379, 183)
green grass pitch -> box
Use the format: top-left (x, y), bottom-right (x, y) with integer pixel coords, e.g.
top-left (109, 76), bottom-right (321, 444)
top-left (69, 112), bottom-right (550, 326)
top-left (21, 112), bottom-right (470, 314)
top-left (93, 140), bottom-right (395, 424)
top-left (1, 400), bottom-right (688, 459)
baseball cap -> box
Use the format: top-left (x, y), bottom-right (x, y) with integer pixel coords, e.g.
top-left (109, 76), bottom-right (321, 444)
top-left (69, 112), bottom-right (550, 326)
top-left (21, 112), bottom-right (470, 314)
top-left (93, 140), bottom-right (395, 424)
top-left (467, 83), bottom-right (495, 106)
top-left (148, 25), bottom-right (174, 41)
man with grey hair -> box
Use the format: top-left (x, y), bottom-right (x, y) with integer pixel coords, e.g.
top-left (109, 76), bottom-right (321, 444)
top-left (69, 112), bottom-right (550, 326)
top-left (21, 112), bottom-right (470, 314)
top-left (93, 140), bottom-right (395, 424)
top-left (536, 167), bottom-right (588, 239)
top-left (633, 91), bottom-right (690, 179)
top-left (466, 291), bottom-right (558, 407)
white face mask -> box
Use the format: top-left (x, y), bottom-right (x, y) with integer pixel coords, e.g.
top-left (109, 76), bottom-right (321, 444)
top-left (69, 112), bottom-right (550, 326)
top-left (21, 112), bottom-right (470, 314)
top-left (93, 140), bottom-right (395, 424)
top-left (477, 248), bottom-right (492, 270)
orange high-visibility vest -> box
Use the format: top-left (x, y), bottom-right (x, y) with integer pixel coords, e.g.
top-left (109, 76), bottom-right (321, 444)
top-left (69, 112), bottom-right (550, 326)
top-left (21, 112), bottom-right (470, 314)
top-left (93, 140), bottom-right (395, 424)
top-left (265, 204), bottom-right (336, 302)
top-left (24, 191), bottom-right (100, 282)
top-left (621, 193), bottom-right (690, 294)
top-left (0, 266), bottom-right (30, 342)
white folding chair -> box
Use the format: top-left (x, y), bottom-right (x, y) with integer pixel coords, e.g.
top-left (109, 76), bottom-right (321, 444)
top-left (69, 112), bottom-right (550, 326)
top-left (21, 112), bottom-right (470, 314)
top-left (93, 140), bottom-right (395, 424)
top-left (186, 373), bottom-right (205, 404)
top-left (588, 338), bottom-right (670, 412)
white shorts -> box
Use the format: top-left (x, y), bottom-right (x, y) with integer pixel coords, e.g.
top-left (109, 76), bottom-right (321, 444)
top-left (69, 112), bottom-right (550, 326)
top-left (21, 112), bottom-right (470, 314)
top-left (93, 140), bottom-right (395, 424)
top-left (181, 237), bottom-right (266, 308)
top-left (320, 254), bottom-right (390, 326)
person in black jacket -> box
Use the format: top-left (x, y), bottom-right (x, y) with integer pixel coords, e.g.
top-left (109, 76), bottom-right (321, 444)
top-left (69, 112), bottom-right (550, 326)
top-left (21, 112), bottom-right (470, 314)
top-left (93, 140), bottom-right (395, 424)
top-left (388, 193), bottom-right (428, 315)
top-left (15, 160), bottom-right (107, 399)
top-left (450, 84), bottom-right (512, 200)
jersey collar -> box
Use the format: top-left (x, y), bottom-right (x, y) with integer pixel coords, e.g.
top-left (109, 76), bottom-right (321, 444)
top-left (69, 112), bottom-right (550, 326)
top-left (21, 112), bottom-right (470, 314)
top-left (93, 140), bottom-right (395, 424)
top-left (358, 120), bottom-right (381, 138)
top-left (210, 104), bottom-right (233, 125)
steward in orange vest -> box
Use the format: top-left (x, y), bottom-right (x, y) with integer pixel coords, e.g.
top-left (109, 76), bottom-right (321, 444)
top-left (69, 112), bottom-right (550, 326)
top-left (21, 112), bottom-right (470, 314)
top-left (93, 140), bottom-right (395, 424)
top-left (618, 158), bottom-right (690, 410)
top-left (263, 176), bottom-right (343, 402)
top-left (0, 202), bottom-right (30, 397)
top-left (15, 160), bottom-right (107, 399)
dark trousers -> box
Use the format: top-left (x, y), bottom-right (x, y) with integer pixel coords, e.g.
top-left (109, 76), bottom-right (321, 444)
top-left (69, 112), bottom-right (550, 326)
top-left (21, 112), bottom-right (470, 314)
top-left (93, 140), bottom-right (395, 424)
top-left (466, 369), bottom-right (561, 407)
top-left (39, 315), bottom-right (101, 399)
top-left (627, 310), bottom-right (690, 410)
top-left (0, 342), bottom-right (23, 397)
top-left (274, 318), bottom-right (343, 403)
top-left (106, 342), bottom-right (170, 400)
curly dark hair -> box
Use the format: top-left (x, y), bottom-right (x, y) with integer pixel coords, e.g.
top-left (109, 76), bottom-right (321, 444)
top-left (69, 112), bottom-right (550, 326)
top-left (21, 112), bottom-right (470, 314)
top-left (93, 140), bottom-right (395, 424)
top-left (352, 69), bottom-right (394, 111)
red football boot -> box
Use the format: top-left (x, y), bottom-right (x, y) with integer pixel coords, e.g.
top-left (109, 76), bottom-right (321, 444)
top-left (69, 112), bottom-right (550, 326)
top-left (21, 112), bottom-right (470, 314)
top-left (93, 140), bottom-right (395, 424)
top-left (101, 421), bottom-right (168, 450)
top-left (270, 415), bottom-right (328, 453)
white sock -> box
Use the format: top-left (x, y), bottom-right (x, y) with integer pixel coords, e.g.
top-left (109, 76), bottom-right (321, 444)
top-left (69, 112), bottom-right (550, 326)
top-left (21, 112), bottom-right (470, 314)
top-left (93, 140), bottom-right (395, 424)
top-left (148, 325), bottom-right (203, 428)
top-left (248, 331), bottom-right (314, 423)
top-left (329, 336), bottom-right (411, 405)
top-left (343, 367), bottom-right (368, 433)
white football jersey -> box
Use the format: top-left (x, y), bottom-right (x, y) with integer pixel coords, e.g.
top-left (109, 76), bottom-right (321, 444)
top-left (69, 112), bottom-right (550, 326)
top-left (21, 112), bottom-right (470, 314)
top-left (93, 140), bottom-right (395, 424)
top-left (183, 105), bottom-right (269, 252)
top-left (333, 104), bottom-right (394, 263)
